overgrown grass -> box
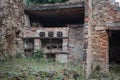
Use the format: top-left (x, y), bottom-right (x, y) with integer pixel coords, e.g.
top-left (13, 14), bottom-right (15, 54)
top-left (0, 54), bottom-right (120, 80)
top-left (90, 64), bottom-right (120, 80)
top-left (0, 57), bottom-right (85, 80)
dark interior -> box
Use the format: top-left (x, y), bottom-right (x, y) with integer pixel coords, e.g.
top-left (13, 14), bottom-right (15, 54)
top-left (42, 39), bottom-right (63, 49)
top-left (109, 30), bottom-right (120, 64)
top-left (27, 7), bottom-right (84, 27)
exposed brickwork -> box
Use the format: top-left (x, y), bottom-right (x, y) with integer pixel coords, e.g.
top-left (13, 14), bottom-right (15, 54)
top-left (92, 31), bottom-right (109, 72)
top-left (85, 0), bottom-right (120, 78)
top-left (99, 31), bottom-right (109, 72)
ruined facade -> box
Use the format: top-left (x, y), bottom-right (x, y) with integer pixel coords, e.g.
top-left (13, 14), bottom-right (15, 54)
top-left (85, 0), bottom-right (120, 77)
top-left (23, 2), bottom-right (84, 63)
top-left (0, 0), bottom-right (120, 78)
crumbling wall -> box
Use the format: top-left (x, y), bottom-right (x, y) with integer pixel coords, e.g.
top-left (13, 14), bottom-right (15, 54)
top-left (0, 0), bottom-right (25, 59)
top-left (85, 0), bottom-right (120, 78)
top-left (89, 0), bottom-right (110, 72)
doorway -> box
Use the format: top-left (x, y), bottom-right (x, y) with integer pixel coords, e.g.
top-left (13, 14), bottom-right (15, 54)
top-left (109, 30), bottom-right (120, 71)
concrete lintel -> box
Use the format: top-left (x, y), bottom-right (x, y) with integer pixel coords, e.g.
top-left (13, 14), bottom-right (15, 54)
top-left (107, 21), bottom-right (120, 27)
top-left (95, 27), bottom-right (108, 31)
top-left (25, 2), bottom-right (84, 11)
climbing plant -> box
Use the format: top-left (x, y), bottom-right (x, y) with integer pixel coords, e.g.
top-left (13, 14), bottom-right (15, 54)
top-left (25, 0), bottom-right (68, 4)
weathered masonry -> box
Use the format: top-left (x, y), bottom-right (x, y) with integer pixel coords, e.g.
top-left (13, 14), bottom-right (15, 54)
top-left (23, 0), bottom-right (120, 77)
top-left (23, 2), bottom-right (85, 63)
top-left (85, 0), bottom-right (120, 77)
top-left (0, 0), bottom-right (120, 78)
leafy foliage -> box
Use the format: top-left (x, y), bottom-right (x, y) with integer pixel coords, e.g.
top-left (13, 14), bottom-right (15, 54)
top-left (25, 0), bottom-right (68, 4)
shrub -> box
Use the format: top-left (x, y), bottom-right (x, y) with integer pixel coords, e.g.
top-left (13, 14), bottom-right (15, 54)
top-left (33, 49), bottom-right (44, 59)
top-left (16, 52), bottom-right (24, 58)
top-left (0, 53), bottom-right (12, 62)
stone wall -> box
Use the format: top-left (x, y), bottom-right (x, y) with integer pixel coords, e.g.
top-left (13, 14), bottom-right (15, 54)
top-left (0, 0), bottom-right (120, 78)
top-left (0, 0), bottom-right (25, 59)
top-left (69, 27), bottom-right (84, 63)
top-left (90, 0), bottom-right (109, 72)
top-left (85, 0), bottom-right (120, 78)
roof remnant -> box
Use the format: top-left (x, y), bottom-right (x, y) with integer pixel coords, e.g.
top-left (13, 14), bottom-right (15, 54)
top-left (24, 2), bottom-right (85, 21)
top-left (25, 2), bottom-right (84, 11)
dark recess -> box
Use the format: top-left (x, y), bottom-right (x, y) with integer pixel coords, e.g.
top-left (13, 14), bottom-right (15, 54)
top-left (109, 30), bottom-right (120, 64)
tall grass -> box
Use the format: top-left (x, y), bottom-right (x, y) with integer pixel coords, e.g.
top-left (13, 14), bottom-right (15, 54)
top-left (0, 55), bottom-right (86, 80)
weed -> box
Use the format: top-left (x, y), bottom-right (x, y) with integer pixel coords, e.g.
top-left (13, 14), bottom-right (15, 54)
top-left (0, 57), bottom-right (86, 80)
top-left (33, 49), bottom-right (44, 59)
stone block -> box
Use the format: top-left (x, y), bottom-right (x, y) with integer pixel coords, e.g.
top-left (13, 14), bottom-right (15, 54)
top-left (56, 54), bottom-right (68, 63)
top-left (95, 27), bottom-right (107, 30)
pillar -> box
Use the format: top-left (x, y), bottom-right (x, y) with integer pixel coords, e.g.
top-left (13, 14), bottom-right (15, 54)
top-left (34, 39), bottom-right (41, 51)
top-left (56, 39), bottom-right (68, 63)
top-left (62, 39), bottom-right (68, 53)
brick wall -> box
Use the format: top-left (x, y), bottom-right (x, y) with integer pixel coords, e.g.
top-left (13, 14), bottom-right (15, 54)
top-left (85, 0), bottom-right (120, 78)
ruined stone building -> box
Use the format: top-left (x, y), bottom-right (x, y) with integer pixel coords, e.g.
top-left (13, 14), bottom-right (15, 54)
top-left (0, 0), bottom-right (120, 77)
top-left (24, 1), bottom-right (84, 63)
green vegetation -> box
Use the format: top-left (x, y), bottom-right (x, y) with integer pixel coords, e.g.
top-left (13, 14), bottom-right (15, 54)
top-left (33, 49), bottom-right (44, 59)
top-left (0, 50), bottom-right (120, 80)
top-left (25, 0), bottom-right (68, 4)
top-left (90, 64), bottom-right (120, 80)
top-left (0, 56), bottom-right (85, 80)
top-left (90, 70), bottom-right (120, 80)
top-left (1, 56), bottom-right (120, 80)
